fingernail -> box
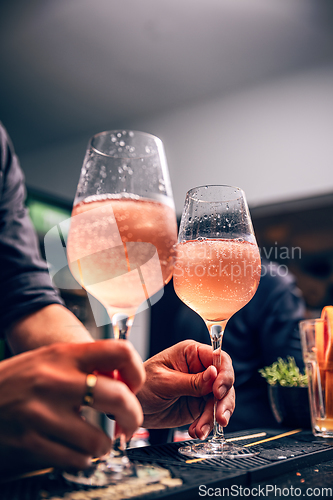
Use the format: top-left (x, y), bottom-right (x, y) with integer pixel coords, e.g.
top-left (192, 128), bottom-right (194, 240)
top-left (218, 385), bottom-right (227, 399)
top-left (201, 424), bottom-right (211, 440)
top-left (223, 410), bottom-right (231, 425)
top-left (203, 367), bottom-right (211, 382)
top-left (84, 457), bottom-right (93, 469)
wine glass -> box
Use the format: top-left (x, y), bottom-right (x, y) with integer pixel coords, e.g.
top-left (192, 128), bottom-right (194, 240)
top-left (65, 130), bottom-right (177, 484)
top-left (173, 185), bottom-right (261, 458)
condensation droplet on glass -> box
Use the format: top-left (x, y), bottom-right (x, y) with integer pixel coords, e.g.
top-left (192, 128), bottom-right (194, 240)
top-left (118, 166), bottom-right (123, 174)
top-left (145, 147), bottom-right (151, 154)
top-left (127, 167), bottom-right (133, 175)
top-left (117, 133), bottom-right (122, 138)
top-left (111, 135), bottom-right (117, 142)
top-left (129, 131), bottom-right (134, 137)
top-left (119, 141), bottom-right (125, 147)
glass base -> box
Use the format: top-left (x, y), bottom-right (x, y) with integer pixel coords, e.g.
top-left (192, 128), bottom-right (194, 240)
top-left (63, 453), bottom-right (135, 487)
top-left (63, 453), bottom-right (170, 487)
top-left (178, 440), bottom-right (257, 459)
top-left (313, 429), bottom-right (333, 439)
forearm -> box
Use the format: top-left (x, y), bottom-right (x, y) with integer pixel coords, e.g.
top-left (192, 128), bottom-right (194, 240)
top-left (6, 304), bottom-right (94, 354)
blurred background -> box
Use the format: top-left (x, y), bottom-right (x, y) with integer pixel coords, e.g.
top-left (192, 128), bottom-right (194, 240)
top-left (1, 0), bottom-right (333, 358)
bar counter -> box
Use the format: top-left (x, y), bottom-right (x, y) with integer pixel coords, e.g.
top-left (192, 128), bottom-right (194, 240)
top-left (2, 429), bottom-right (333, 499)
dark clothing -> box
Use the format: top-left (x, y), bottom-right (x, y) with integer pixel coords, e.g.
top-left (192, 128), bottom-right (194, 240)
top-left (0, 122), bottom-right (63, 336)
top-left (150, 261), bottom-right (305, 433)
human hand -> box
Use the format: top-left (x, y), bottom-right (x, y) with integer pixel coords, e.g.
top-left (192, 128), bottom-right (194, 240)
top-left (137, 340), bottom-right (235, 440)
top-left (0, 339), bottom-right (145, 475)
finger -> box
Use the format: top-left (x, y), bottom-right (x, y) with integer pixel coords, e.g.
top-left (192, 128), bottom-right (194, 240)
top-left (193, 343), bottom-right (232, 369)
top-left (93, 375), bottom-right (143, 439)
top-left (22, 430), bottom-right (96, 471)
top-left (161, 363), bottom-right (218, 400)
top-left (185, 344), bottom-right (234, 396)
top-left (197, 344), bottom-right (234, 378)
top-left (24, 400), bottom-right (111, 458)
top-left (188, 386), bottom-right (235, 440)
top-left (215, 386), bottom-right (235, 427)
top-left (188, 397), bottom-right (215, 440)
top-left (74, 340), bottom-right (146, 393)
top-left (188, 418), bottom-right (201, 439)
top-left (212, 359), bottom-right (234, 401)
top-left (37, 369), bottom-right (143, 441)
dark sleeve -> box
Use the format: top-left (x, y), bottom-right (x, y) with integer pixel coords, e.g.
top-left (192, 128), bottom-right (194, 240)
top-left (0, 122), bottom-right (64, 336)
top-left (253, 261), bottom-right (305, 367)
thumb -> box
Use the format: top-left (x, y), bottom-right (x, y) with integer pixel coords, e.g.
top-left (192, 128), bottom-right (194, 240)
top-left (75, 340), bottom-right (145, 393)
top-left (170, 365), bottom-right (218, 398)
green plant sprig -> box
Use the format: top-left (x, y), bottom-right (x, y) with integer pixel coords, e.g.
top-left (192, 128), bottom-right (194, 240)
top-left (259, 356), bottom-right (308, 387)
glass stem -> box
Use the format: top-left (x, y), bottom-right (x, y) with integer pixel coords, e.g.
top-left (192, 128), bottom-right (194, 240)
top-left (112, 313), bottom-right (130, 340)
top-left (108, 314), bottom-right (132, 459)
top-left (209, 322), bottom-right (227, 444)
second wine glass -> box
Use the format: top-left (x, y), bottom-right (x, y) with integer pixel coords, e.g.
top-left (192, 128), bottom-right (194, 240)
top-left (66, 130), bottom-right (178, 484)
top-left (173, 185), bottom-right (261, 458)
